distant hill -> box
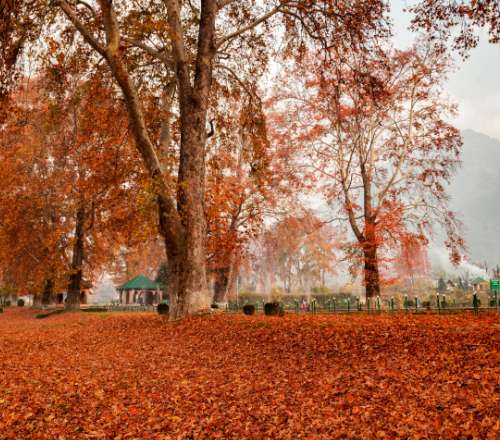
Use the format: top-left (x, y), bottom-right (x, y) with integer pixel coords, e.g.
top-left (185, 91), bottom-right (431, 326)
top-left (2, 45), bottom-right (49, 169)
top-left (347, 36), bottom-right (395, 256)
top-left (447, 129), bottom-right (500, 267)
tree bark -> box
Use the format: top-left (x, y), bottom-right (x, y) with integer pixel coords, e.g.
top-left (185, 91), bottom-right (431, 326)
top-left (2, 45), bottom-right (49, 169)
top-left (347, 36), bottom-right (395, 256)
top-left (362, 225), bottom-right (381, 299)
top-left (41, 278), bottom-right (54, 306)
top-left (66, 206), bottom-right (85, 310)
top-left (213, 268), bottom-right (229, 303)
top-left (32, 293), bottom-right (42, 308)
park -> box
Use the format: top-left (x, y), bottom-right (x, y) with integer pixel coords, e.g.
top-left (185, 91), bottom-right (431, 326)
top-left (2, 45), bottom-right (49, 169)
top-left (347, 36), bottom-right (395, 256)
top-left (0, 309), bottom-right (498, 438)
top-left (1, 0), bottom-right (500, 438)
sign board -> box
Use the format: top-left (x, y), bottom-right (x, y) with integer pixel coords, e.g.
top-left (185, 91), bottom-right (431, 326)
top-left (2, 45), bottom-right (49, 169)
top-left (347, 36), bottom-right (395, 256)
top-left (490, 279), bottom-right (500, 290)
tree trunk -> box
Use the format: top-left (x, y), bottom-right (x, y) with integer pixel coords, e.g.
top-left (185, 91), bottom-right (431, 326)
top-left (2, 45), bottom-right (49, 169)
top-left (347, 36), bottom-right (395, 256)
top-left (225, 262), bottom-right (238, 302)
top-left (66, 206), bottom-right (85, 310)
top-left (363, 239), bottom-right (381, 299)
top-left (58, 0), bottom-right (217, 320)
top-left (41, 279), bottom-right (54, 306)
top-left (213, 268), bottom-right (229, 303)
top-left (32, 293), bottom-right (42, 308)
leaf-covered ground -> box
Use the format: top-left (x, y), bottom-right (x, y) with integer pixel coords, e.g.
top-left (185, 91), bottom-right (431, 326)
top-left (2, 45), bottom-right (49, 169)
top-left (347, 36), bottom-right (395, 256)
top-left (0, 310), bottom-right (498, 439)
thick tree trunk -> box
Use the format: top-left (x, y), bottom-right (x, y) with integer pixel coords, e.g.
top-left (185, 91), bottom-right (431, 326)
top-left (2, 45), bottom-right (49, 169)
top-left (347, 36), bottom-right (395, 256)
top-left (41, 279), bottom-right (54, 306)
top-left (59, 0), bottom-right (217, 320)
top-left (66, 206), bottom-right (85, 310)
top-left (362, 237), bottom-right (380, 299)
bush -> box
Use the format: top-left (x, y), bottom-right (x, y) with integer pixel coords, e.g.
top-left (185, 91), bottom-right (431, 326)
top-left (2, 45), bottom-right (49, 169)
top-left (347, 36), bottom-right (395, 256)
top-left (36, 309), bottom-right (65, 319)
top-left (242, 304), bottom-right (255, 315)
top-left (210, 303), bottom-right (219, 309)
top-left (0, 307), bottom-right (3, 313)
top-left (5, 300), bottom-right (11, 307)
top-left (17, 299), bottom-right (25, 307)
top-left (81, 307), bottom-right (108, 313)
top-left (264, 302), bottom-right (284, 317)
top-left (157, 303), bottom-right (169, 315)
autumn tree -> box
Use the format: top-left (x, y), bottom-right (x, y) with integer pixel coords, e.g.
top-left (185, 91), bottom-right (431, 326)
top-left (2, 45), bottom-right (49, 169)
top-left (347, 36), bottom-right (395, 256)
top-left (206, 92), bottom-right (301, 303)
top-left (410, 0), bottom-right (500, 55)
top-left (49, 0), bottom-right (387, 318)
top-left (395, 233), bottom-right (430, 293)
top-left (254, 213), bottom-right (338, 295)
top-left (274, 44), bottom-right (463, 298)
top-left (0, 63), bottom-right (149, 307)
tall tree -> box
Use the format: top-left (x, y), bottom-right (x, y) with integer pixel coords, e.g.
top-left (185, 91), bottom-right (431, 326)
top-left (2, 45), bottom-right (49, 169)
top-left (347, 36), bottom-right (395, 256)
top-left (0, 68), bottom-right (148, 307)
top-left (52, 0), bottom-right (387, 318)
top-left (255, 213), bottom-right (338, 295)
top-left (274, 44), bottom-right (463, 298)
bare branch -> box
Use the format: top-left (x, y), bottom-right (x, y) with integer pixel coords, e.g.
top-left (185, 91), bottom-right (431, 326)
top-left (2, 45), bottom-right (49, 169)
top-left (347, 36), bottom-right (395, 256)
top-left (216, 63), bottom-right (257, 100)
top-left (216, 6), bottom-right (280, 48)
top-left (76, 0), bottom-right (97, 18)
top-left (56, 0), bottom-right (106, 57)
top-left (122, 36), bottom-right (174, 66)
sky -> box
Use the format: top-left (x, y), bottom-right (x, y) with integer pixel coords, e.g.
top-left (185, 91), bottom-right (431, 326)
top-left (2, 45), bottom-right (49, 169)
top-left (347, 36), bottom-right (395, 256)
top-left (391, 1), bottom-right (500, 140)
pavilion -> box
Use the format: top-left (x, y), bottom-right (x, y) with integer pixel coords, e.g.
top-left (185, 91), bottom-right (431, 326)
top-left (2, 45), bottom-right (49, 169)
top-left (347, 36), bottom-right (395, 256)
top-left (117, 275), bottom-right (164, 305)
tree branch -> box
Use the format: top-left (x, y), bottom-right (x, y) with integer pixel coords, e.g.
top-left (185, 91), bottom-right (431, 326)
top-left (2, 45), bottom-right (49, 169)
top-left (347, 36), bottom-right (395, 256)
top-left (56, 0), bottom-right (106, 57)
top-left (217, 0), bottom-right (235, 10)
top-left (216, 5), bottom-right (281, 48)
top-left (123, 37), bottom-right (174, 66)
top-left (98, 0), bottom-right (120, 54)
top-left (163, 0), bottom-right (191, 91)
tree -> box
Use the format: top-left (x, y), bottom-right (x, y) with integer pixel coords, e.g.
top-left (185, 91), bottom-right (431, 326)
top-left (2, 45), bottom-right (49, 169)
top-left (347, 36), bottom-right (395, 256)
top-left (438, 277), bottom-right (447, 293)
top-left (274, 43), bottom-right (463, 298)
top-left (51, 0), bottom-right (387, 318)
top-left (256, 213), bottom-right (338, 295)
top-left (395, 233), bottom-right (430, 293)
top-left (411, 0), bottom-right (500, 56)
top-left (206, 95), bottom-right (300, 303)
top-left (0, 66), bottom-right (149, 307)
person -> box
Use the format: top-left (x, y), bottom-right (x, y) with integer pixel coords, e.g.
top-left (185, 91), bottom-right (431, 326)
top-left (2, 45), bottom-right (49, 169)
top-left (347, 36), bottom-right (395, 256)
top-left (301, 297), bottom-right (307, 311)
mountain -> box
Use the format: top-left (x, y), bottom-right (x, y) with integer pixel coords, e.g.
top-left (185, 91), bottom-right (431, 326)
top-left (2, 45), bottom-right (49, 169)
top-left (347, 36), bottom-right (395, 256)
top-left (447, 129), bottom-right (500, 267)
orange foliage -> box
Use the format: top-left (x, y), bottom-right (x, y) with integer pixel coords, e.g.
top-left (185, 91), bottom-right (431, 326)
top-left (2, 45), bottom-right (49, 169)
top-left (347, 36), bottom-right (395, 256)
top-left (0, 310), bottom-right (498, 438)
top-left (0, 69), bottom-right (152, 297)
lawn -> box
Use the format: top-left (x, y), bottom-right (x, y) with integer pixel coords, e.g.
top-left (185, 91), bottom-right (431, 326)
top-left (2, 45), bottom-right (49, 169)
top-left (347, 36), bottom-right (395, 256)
top-left (0, 309), bottom-right (498, 439)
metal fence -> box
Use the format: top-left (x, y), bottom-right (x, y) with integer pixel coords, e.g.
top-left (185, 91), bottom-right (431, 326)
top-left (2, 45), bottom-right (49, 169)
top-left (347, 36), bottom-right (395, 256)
top-left (226, 292), bottom-right (499, 315)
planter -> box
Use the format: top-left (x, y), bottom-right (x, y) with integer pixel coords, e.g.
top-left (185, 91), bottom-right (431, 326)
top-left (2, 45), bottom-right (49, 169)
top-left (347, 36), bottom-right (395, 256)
top-left (157, 303), bottom-right (169, 315)
top-left (264, 302), bottom-right (284, 316)
top-left (242, 304), bottom-right (255, 315)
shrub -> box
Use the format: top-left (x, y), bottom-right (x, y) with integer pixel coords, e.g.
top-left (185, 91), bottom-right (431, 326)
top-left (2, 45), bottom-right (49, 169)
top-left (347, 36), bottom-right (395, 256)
top-left (0, 307), bottom-right (3, 313)
top-left (157, 303), bottom-right (169, 315)
top-left (264, 302), bottom-right (284, 317)
top-left (35, 309), bottom-right (65, 319)
top-left (17, 299), bottom-right (25, 307)
top-left (81, 307), bottom-right (108, 313)
top-left (5, 300), bottom-right (11, 307)
top-left (210, 303), bottom-right (219, 309)
top-left (242, 304), bottom-right (255, 315)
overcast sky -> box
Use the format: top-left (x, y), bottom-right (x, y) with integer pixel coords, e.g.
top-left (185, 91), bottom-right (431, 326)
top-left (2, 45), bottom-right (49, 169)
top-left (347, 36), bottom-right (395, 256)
top-left (391, 1), bottom-right (500, 140)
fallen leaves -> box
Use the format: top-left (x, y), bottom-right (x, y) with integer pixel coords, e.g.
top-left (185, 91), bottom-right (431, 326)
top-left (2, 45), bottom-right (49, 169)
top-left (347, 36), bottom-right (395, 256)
top-left (0, 309), bottom-right (498, 439)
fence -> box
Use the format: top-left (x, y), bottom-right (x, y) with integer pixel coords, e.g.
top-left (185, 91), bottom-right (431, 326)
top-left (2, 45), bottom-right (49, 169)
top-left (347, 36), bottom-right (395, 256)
top-left (226, 291), bottom-right (499, 315)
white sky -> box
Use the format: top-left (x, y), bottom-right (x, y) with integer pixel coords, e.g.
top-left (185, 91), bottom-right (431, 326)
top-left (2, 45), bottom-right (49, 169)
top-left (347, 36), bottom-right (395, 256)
top-left (391, 1), bottom-right (500, 140)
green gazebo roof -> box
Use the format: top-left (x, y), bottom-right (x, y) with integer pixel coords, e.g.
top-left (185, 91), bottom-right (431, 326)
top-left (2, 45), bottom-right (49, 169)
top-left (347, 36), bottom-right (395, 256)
top-left (471, 277), bottom-right (485, 285)
top-left (118, 275), bottom-right (163, 291)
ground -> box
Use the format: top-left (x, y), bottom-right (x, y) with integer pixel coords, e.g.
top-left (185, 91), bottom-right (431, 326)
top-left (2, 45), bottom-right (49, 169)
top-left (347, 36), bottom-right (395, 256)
top-left (0, 310), bottom-right (498, 439)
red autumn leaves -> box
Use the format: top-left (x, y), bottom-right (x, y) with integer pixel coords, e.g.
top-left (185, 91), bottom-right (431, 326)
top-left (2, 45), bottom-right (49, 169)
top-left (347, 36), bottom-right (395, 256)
top-left (0, 310), bottom-right (498, 438)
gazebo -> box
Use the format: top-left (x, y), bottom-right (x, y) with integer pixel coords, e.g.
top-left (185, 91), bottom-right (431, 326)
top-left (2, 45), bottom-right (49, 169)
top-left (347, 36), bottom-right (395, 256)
top-left (117, 275), bottom-right (164, 305)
